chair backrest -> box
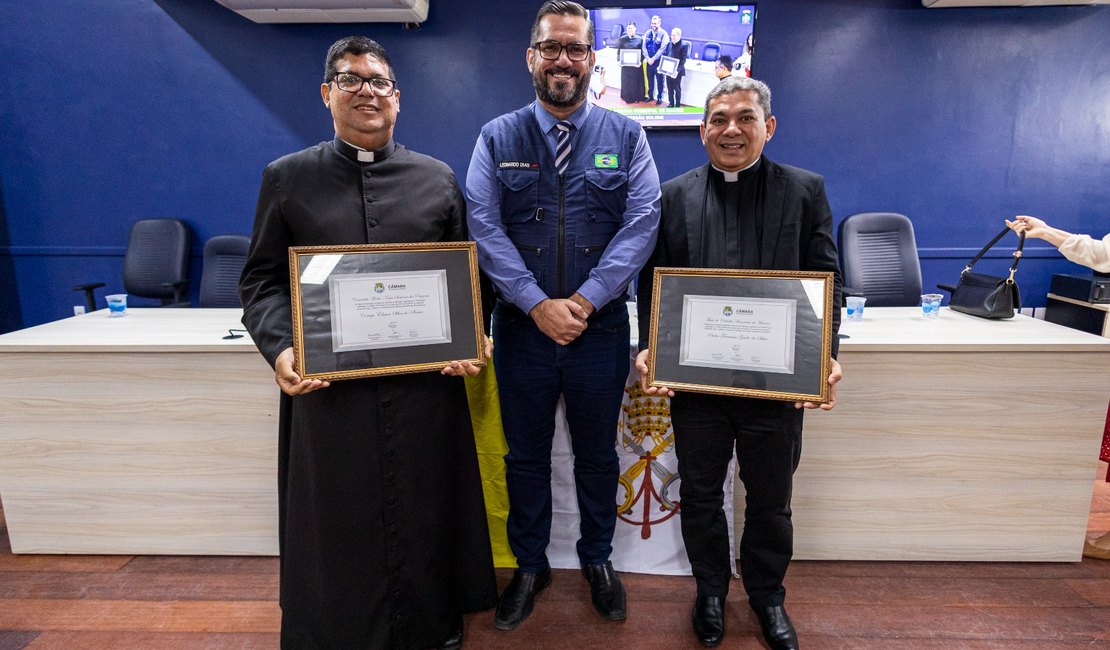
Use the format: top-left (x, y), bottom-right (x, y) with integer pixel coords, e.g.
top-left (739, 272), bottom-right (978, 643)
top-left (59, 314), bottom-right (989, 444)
top-left (122, 218), bottom-right (191, 303)
top-left (604, 23), bottom-right (624, 48)
top-left (199, 235), bottom-right (250, 308)
top-left (703, 42), bottom-right (721, 62)
top-left (838, 212), bottom-right (923, 307)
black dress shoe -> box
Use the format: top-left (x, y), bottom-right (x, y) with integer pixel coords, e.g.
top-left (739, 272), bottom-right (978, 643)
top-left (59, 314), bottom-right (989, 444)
top-left (582, 561), bottom-right (627, 621)
top-left (691, 595), bottom-right (725, 647)
top-left (494, 568), bottom-right (552, 631)
top-left (435, 626), bottom-right (463, 649)
top-left (753, 605), bottom-right (799, 650)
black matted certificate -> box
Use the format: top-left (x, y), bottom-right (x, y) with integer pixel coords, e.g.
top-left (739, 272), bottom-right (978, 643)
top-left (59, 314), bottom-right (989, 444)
top-left (619, 48), bottom-right (643, 67)
top-left (659, 55), bottom-right (680, 78)
top-left (647, 268), bottom-right (835, 403)
top-left (289, 242), bottom-right (485, 381)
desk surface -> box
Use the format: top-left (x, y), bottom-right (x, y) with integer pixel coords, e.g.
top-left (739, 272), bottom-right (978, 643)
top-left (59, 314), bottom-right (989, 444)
top-left (1047, 292), bottom-right (1110, 314)
top-left (0, 309), bottom-right (257, 352)
top-left (836, 306), bottom-right (1110, 351)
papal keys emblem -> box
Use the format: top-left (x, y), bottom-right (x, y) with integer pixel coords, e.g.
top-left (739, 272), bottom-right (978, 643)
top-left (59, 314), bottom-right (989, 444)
top-left (616, 380), bottom-right (680, 538)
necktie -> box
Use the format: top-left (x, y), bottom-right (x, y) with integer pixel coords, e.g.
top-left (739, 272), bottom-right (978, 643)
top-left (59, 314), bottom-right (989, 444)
top-left (554, 121), bottom-right (572, 176)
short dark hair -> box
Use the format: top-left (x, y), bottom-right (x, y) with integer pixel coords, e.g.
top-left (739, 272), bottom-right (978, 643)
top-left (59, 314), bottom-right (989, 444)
top-left (530, 1), bottom-right (594, 46)
top-left (324, 35), bottom-right (394, 84)
top-left (703, 76), bottom-right (773, 123)
top-left (716, 54), bottom-right (733, 69)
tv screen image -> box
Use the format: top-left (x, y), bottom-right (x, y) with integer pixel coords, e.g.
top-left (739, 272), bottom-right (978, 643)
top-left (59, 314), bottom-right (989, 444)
top-left (587, 4), bottom-right (756, 129)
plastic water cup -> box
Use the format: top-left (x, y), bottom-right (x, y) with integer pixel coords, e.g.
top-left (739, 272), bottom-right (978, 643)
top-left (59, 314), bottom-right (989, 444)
top-left (845, 296), bottom-right (866, 321)
top-left (105, 293), bottom-right (128, 317)
top-left (921, 293), bottom-right (943, 319)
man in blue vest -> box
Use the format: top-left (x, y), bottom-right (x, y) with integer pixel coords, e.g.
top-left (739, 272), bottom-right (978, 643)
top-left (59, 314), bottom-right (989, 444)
top-left (466, 0), bottom-right (661, 633)
top-left (642, 14), bottom-right (669, 105)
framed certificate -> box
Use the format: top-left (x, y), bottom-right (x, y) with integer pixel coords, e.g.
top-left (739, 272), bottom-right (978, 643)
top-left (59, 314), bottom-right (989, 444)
top-left (646, 268), bottom-right (835, 403)
top-left (658, 55), bottom-right (679, 78)
top-left (619, 48), bottom-right (643, 67)
top-left (289, 242), bottom-right (485, 381)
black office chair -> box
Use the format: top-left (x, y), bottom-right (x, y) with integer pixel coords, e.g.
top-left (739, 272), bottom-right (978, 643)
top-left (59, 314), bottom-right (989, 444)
top-left (74, 218), bottom-right (191, 310)
top-left (702, 42), bottom-right (721, 62)
top-left (838, 212), bottom-right (923, 307)
top-left (603, 23), bottom-right (624, 48)
top-left (198, 235), bottom-right (250, 308)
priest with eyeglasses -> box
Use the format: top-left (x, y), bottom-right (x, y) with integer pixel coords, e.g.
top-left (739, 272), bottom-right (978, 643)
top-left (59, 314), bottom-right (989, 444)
top-left (239, 35), bottom-right (496, 650)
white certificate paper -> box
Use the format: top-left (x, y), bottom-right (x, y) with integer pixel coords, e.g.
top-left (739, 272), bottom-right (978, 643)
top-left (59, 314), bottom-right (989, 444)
top-left (678, 295), bottom-right (796, 374)
top-left (659, 55), bottom-right (679, 78)
top-left (328, 270), bottom-right (451, 352)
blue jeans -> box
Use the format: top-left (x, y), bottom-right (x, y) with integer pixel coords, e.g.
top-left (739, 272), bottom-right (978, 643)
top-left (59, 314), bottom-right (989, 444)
top-left (492, 301), bottom-right (630, 572)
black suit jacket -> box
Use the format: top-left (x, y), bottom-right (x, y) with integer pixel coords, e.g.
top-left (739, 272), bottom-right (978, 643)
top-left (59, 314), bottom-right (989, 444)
top-left (664, 40), bottom-right (689, 75)
top-left (637, 157), bottom-right (842, 356)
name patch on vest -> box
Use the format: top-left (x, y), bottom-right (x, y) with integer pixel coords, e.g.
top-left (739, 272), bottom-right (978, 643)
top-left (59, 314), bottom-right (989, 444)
top-left (498, 161), bottom-right (541, 170)
top-left (594, 154), bottom-right (619, 169)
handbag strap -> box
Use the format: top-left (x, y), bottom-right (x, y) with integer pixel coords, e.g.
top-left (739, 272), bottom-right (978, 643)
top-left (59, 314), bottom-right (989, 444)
top-left (964, 226), bottom-right (1026, 283)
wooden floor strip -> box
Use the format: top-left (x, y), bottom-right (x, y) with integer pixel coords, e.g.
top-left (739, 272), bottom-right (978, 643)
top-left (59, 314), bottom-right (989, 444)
top-left (0, 462), bottom-right (1107, 649)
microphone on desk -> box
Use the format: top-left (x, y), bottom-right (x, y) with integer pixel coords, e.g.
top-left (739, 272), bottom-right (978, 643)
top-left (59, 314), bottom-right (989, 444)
top-left (223, 328), bottom-right (248, 340)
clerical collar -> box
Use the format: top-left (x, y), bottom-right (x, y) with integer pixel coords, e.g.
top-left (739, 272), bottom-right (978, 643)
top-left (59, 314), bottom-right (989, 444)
top-left (710, 157), bottom-right (762, 183)
top-left (335, 137), bottom-right (395, 163)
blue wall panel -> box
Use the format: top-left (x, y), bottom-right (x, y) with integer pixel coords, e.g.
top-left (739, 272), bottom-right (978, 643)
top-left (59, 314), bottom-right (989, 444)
top-left (1, 0), bottom-right (1107, 330)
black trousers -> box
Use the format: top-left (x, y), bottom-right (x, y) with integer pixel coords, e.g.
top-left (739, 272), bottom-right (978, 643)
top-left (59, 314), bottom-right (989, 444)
top-left (671, 391), bottom-right (803, 607)
top-left (666, 72), bottom-right (683, 107)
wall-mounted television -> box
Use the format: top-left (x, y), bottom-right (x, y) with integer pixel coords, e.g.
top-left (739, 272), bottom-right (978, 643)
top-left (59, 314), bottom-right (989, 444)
top-left (587, 4), bottom-right (756, 128)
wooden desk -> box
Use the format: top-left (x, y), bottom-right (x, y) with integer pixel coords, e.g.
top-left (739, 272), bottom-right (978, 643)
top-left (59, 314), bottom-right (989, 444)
top-left (3, 307), bottom-right (1108, 562)
top-left (0, 309), bottom-right (278, 554)
top-left (784, 307), bottom-right (1110, 561)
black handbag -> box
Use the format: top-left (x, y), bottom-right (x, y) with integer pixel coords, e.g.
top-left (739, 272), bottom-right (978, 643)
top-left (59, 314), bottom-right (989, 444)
top-left (940, 227), bottom-right (1025, 319)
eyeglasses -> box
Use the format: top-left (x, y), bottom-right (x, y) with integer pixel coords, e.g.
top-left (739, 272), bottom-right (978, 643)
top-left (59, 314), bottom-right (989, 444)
top-left (533, 40), bottom-right (592, 61)
top-left (331, 72), bottom-right (397, 96)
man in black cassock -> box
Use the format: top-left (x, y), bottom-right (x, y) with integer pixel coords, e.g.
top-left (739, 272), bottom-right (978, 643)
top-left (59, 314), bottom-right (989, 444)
top-left (617, 21), bottom-right (645, 104)
top-left (635, 77), bottom-right (843, 650)
top-left (239, 36), bottom-right (496, 649)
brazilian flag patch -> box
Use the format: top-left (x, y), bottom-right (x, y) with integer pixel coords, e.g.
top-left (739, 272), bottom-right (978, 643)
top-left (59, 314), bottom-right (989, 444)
top-left (593, 153), bottom-right (619, 169)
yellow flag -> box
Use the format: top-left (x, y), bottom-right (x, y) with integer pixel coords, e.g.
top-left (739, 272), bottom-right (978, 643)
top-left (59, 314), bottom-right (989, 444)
top-left (465, 354), bottom-right (517, 568)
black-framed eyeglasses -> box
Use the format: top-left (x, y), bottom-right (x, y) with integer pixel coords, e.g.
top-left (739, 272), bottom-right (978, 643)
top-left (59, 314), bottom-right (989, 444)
top-left (331, 72), bottom-right (397, 97)
top-left (533, 40), bottom-right (592, 61)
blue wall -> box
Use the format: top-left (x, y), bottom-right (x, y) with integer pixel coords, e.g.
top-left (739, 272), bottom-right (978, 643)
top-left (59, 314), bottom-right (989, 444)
top-left (1, 0), bottom-right (1108, 331)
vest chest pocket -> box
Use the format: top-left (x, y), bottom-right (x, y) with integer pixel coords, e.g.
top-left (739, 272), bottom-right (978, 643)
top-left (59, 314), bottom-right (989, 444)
top-left (585, 168), bottom-right (628, 227)
top-left (497, 168), bottom-right (540, 224)
top-left (515, 242), bottom-right (546, 288)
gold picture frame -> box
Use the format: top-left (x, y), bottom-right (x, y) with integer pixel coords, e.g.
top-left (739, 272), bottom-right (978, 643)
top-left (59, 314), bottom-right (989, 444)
top-left (289, 241), bottom-right (485, 381)
top-left (646, 267), bottom-right (835, 403)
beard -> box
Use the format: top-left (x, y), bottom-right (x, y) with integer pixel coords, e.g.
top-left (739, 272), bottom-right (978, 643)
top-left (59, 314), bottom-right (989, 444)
top-left (532, 64), bottom-right (590, 108)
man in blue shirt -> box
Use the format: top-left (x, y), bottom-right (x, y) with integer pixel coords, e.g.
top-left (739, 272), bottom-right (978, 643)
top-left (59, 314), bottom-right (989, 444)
top-left (642, 14), bottom-right (669, 106)
top-left (466, 0), bottom-right (660, 634)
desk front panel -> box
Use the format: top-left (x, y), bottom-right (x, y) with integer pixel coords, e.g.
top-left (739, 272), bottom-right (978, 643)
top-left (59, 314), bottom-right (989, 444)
top-left (0, 350), bottom-right (278, 554)
top-left (786, 348), bottom-right (1109, 561)
top-left (3, 308), bottom-right (1108, 561)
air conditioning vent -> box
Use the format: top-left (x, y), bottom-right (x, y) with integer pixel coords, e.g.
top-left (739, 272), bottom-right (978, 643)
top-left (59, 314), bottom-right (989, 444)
top-left (214, 0), bottom-right (428, 23)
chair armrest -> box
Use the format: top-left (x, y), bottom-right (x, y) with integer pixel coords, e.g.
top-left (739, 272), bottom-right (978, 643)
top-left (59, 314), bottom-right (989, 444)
top-left (72, 282), bottom-right (106, 291)
top-left (841, 285), bottom-right (864, 307)
top-left (163, 281), bottom-right (190, 307)
top-left (72, 282), bottom-right (106, 312)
